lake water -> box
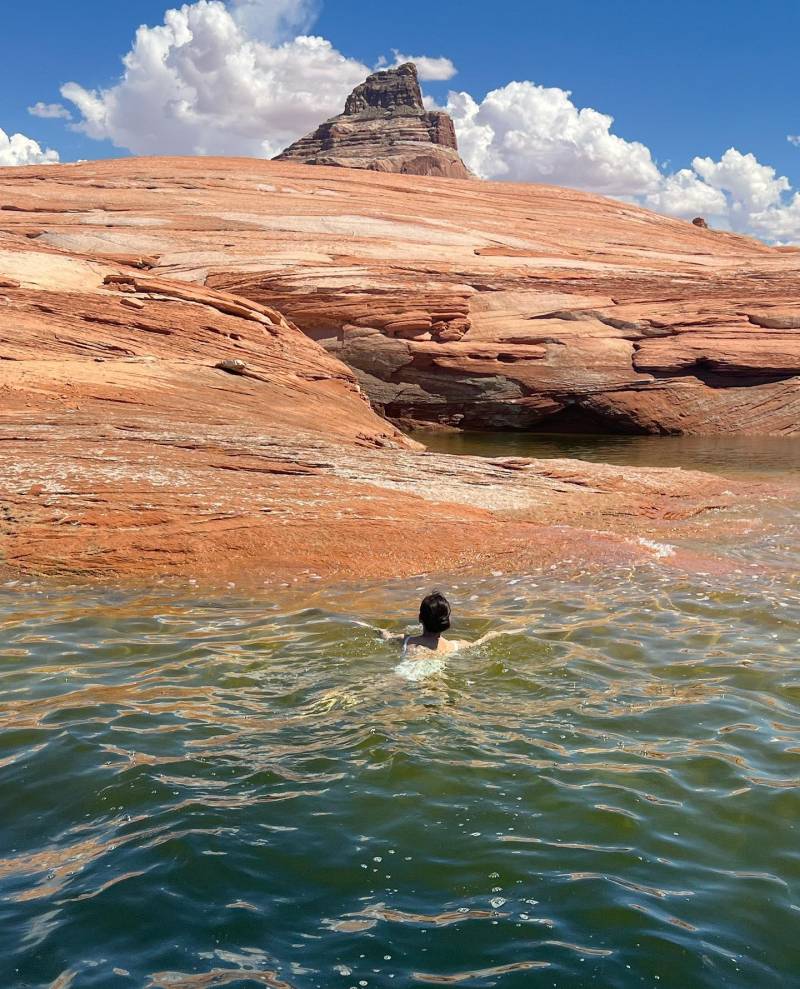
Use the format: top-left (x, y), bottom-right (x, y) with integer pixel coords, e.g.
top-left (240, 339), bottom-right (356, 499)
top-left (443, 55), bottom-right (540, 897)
top-left (2, 435), bottom-right (799, 988)
top-left (415, 431), bottom-right (800, 477)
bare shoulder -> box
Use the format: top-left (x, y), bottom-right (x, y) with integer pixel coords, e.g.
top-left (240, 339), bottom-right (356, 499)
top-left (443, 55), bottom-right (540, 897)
top-left (442, 638), bottom-right (468, 653)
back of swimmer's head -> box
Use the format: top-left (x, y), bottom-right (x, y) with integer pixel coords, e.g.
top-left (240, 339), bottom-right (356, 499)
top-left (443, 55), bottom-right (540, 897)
top-left (419, 591), bottom-right (451, 635)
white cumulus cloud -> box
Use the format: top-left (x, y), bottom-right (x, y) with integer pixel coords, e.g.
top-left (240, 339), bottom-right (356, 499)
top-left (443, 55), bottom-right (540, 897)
top-left (644, 167), bottom-right (727, 219)
top-left (0, 127), bottom-right (60, 166)
top-left (58, 0), bottom-right (460, 159)
top-left (388, 50), bottom-right (457, 81)
top-left (28, 102), bottom-right (73, 121)
top-left (747, 193), bottom-right (800, 242)
top-left (446, 82), bottom-right (800, 242)
top-left (61, 0), bottom-right (369, 157)
top-left (670, 148), bottom-right (798, 240)
top-left (446, 81), bottom-right (662, 197)
top-left (229, 0), bottom-right (319, 42)
top-left (692, 148), bottom-right (789, 213)
top-left (787, 135), bottom-right (800, 147)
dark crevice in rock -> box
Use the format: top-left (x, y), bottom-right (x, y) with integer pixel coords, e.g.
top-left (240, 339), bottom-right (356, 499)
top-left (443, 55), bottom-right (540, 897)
top-left (523, 403), bottom-right (652, 436)
top-left (645, 367), bottom-right (799, 389)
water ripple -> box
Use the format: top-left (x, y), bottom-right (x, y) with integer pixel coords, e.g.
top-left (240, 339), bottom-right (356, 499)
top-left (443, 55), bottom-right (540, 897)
top-left (1, 568), bottom-right (799, 987)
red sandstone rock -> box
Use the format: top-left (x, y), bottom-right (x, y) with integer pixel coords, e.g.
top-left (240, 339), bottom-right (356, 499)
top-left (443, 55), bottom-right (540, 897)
top-left (0, 156), bottom-right (778, 581)
top-left (1, 156), bottom-right (798, 437)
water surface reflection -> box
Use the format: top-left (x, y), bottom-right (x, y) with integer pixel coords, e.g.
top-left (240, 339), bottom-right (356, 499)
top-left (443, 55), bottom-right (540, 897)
top-left (1, 565), bottom-right (799, 987)
top-left (416, 430), bottom-right (800, 476)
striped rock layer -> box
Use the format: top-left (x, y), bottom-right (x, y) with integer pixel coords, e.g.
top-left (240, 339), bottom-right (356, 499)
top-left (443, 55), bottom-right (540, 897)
top-left (0, 156), bottom-right (789, 580)
top-left (275, 62), bottom-right (472, 180)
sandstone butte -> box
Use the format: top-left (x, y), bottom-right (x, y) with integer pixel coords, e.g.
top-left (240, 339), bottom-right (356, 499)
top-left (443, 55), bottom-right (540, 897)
top-left (0, 155), bottom-right (796, 582)
top-left (276, 62), bottom-right (472, 180)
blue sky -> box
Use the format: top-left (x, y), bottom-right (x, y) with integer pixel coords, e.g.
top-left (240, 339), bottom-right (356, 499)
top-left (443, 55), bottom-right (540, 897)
top-left (321, 0), bottom-right (800, 185)
top-left (2, 1), bottom-right (799, 239)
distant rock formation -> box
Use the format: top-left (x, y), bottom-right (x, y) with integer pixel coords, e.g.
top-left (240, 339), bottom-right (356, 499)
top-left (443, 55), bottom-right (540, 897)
top-left (275, 62), bottom-right (472, 179)
top-left (692, 217), bottom-right (709, 228)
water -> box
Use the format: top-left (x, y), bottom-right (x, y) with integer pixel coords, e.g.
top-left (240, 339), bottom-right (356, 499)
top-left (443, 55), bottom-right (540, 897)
top-left (415, 431), bottom-right (800, 477)
top-left (2, 437), bottom-right (799, 989)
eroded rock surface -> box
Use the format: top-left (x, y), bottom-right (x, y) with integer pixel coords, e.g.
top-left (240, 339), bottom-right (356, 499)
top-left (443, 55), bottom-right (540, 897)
top-left (1, 156), bottom-right (799, 439)
top-left (0, 158), bottom-right (775, 581)
top-left (275, 62), bottom-right (471, 180)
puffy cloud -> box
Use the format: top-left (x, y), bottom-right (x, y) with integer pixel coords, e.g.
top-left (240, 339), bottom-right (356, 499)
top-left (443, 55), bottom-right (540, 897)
top-left (652, 148), bottom-right (799, 241)
top-left (28, 102), bottom-right (73, 121)
top-left (443, 91), bottom-right (495, 173)
top-left (0, 127), bottom-right (60, 166)
top-left (645, 150), bottom-right (800, 242)
top-left (229, 0), bottom-right (319, 42)
top-left (388, 50), bottom-right (457, 81)
top-left (446, 82), bottom-right (800, 242)
top-left (61, 0), bottom-right (369, 157)
top-left (692, 148), bottom-right (789, 213)
top-left (747, 195), bottom-right (800, 242)
top-left (446, 81), bottom-right (662, 197)
top-left (787, 135), bottom-right (800, 147)
top-left (58, 1), bottom-right (460, 159)
top-left (645, 167), bottom-right (727, 219)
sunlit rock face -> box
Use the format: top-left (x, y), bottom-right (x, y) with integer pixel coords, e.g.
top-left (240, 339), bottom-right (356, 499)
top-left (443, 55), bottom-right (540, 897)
top-left (1, 156), bottom-right (783, 582)
top-left (275, 62), bottom-right (472, 180)
top-left (3, 155), bottom-right (800, 440)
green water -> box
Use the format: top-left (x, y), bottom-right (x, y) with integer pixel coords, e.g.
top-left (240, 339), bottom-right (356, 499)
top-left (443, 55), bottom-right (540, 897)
top-left (414, 431), bottom-right (800, 476)
top-left (2, 438), bottom-right (800, 988)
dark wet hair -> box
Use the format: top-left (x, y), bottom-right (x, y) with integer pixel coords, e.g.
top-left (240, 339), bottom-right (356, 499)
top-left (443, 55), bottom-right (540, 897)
top-left (419, 592), bottom-right (451, 635)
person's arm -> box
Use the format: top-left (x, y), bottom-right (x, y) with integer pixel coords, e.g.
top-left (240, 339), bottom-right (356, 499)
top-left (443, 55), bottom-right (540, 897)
top-left (464, 629), bottom-right (513, 649)
top-left (352, 620), bottom-right (404, 641)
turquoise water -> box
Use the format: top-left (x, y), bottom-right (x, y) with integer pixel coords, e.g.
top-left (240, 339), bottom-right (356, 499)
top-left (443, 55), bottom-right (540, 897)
top-left (2, 437), bottom-right (800, 988)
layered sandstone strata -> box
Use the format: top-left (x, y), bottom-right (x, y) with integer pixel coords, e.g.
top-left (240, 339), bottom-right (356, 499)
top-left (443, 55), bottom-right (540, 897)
top-left (0, 241), bottom-right (743, 581)
top-left (2, 156), bottom-right (798, 437)
top-left (0, 157), bottom-right (774, 581)
top-left (275, 62), bottom-right (472, 180)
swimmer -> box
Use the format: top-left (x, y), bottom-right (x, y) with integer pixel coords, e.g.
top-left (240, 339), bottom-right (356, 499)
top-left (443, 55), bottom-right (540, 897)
top-left (381, 591), bottom-right (504, 659)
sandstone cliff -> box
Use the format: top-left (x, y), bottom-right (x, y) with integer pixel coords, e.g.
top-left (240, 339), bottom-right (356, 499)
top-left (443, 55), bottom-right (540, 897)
top-left (275, 62), bottom-right (471, 180)
top-left (3, 156), bottom-right (797, 438)
top-left (222, 167), bottom-right (799, 435)
top-left (0, 156), bottom-right (771, 582)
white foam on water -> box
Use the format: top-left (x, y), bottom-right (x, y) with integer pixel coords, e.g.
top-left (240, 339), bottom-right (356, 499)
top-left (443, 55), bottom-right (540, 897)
top-left (394, 657), bottom-right (446, 682)
top-left (637, 537), bottom-right (676, 559)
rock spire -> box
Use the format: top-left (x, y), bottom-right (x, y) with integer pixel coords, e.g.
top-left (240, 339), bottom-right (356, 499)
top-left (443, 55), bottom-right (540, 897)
top-left (275, 62), bottom-right (471, 179)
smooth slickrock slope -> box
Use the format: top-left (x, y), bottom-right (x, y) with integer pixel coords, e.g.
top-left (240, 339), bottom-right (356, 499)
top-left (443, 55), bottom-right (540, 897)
top-left (0, 157), bottom-right (774, 581)
top-left (276, 62), bottom-right (471, 180)
top-left (2, 156), bottom-right (796, 436)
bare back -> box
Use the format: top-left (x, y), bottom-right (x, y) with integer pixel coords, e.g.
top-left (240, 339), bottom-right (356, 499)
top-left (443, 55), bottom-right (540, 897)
top-left (402, 634), bottom-right (466, 658)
